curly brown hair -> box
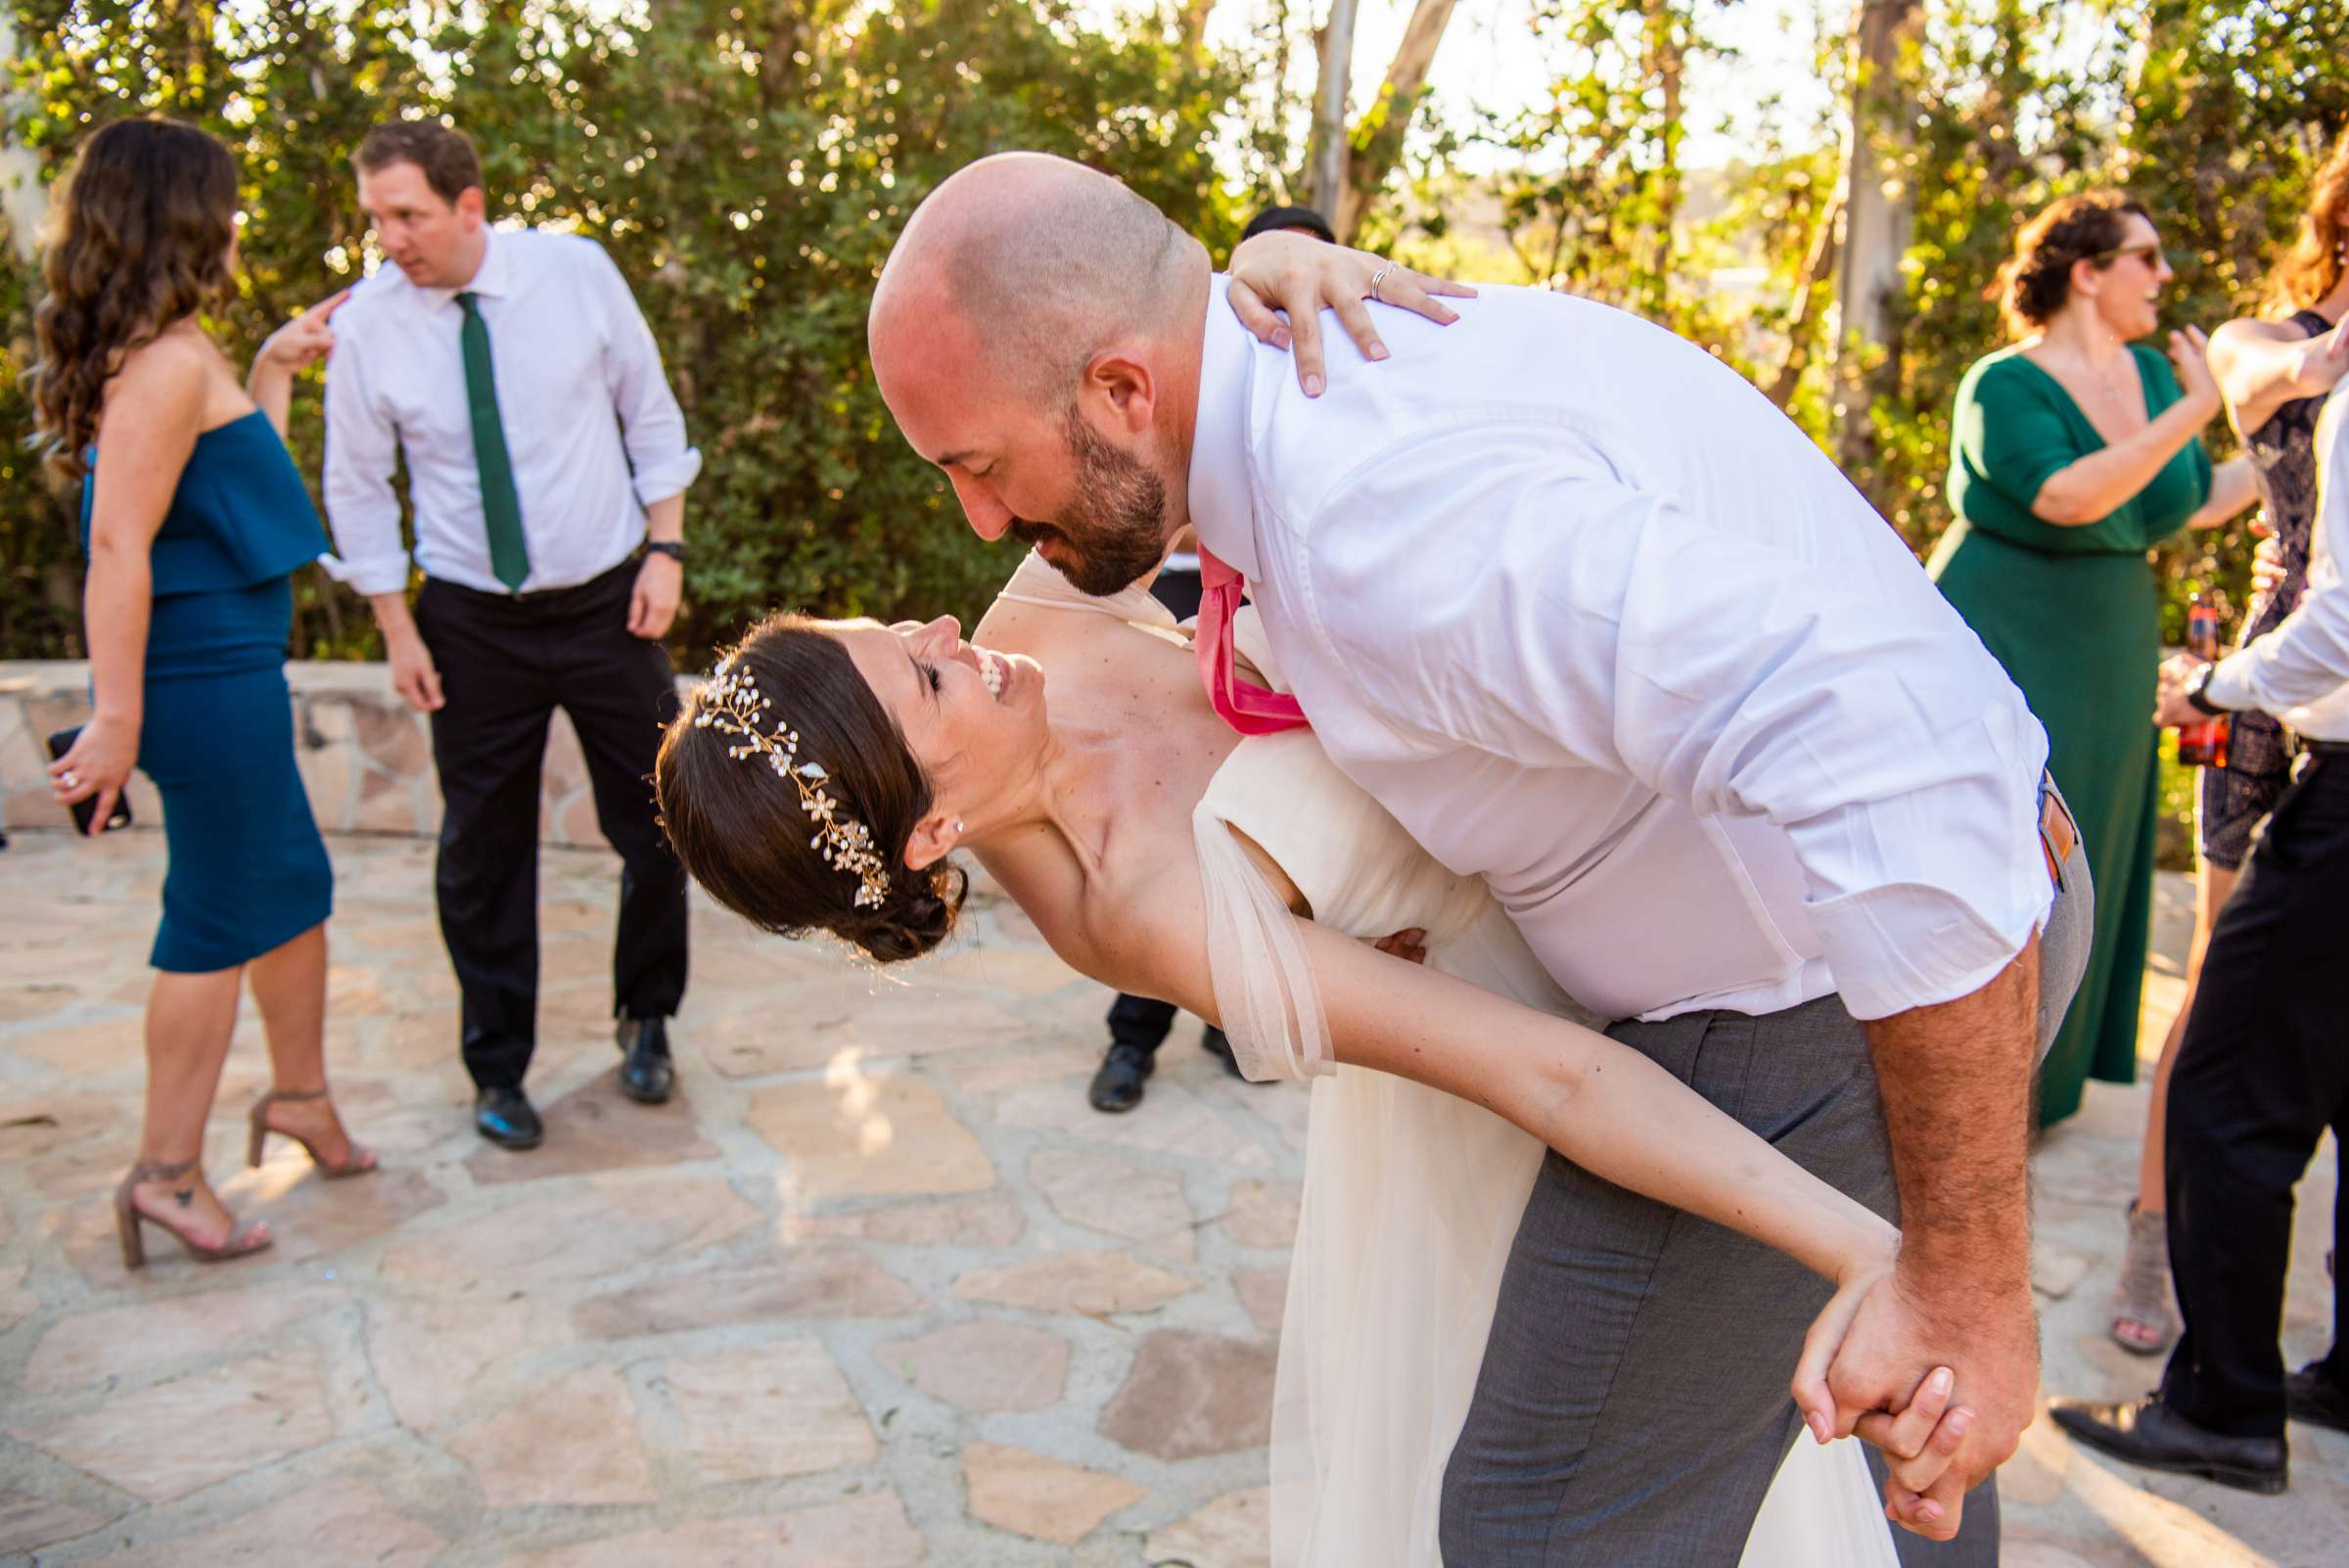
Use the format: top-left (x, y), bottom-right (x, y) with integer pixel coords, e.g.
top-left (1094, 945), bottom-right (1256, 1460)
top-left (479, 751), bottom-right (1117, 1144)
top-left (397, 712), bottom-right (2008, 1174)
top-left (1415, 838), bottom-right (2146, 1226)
top-left (27, 118), bottom-right (240, 480)
top-left (1990, 191), bottom-right (2152, 342)
top-left (2263, 124), bottom-right (2349, 314)
top-left (656, 616), bottom-right (969, 965)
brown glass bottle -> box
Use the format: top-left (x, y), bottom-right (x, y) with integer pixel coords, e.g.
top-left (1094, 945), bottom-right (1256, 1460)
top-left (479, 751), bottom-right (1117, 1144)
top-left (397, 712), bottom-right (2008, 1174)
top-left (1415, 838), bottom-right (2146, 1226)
top-left (2177, 593), bottom-right (2231, 769)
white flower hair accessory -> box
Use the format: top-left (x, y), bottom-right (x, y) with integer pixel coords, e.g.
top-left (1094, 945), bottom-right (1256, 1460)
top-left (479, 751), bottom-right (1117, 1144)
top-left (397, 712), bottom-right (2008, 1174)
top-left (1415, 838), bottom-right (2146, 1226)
top-left (693, 659), bottom-right (892, 910)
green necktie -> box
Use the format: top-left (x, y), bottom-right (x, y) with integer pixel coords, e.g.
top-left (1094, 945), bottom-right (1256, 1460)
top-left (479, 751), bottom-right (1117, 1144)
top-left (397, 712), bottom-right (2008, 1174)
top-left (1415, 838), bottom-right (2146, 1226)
top-left (457, 291), bottom-right (530, 591)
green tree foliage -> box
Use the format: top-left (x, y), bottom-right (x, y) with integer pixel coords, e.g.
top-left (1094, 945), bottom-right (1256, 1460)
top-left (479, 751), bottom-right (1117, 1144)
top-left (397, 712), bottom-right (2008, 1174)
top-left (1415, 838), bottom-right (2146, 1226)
top-left (1479, 0), bottom-right (1719, 329)
top-left (1, 0), bottom-right (1245, 664)
top-left (0, 199), bottom-right (62, 659)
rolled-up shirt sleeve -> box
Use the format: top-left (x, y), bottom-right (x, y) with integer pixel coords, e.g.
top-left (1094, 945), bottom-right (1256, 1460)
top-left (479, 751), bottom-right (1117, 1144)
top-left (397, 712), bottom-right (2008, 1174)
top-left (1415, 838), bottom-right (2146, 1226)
top-left (1311, 429), bottom-right (2051, 1021)
top-left (2206, 386), bottom-right (2349, 719)
top-left (320, 328), bottom-right (414, 596)
top-left (585, 241), bottom-right (700, 507)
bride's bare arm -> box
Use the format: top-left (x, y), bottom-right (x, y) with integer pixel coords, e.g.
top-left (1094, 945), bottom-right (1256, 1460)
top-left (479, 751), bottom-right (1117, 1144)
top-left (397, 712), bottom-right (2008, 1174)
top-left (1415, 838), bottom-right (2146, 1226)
top-left (1333, 921), bottom-right (1895, 1287)
top-left (1110, 900), bottom-right (1897, 1292)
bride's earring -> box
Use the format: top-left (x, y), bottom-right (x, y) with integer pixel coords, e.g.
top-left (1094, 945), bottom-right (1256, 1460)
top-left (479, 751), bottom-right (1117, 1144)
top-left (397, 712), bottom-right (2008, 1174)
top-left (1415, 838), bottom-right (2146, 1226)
top-left (953, 819), bottom-right (965, 835)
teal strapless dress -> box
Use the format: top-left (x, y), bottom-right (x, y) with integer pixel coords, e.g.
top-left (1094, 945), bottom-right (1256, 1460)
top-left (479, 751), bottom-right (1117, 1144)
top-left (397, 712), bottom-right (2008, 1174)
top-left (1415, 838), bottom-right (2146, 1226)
top-left (81, 411), bottom-right (335, 972)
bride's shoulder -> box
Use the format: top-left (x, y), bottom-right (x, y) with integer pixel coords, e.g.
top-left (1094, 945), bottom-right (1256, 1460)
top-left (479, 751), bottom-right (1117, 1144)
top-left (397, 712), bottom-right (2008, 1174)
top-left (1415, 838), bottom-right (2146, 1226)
top-left (972, 593), bottom-right (1047, 653)
top-left (971, 582), bottom-right (1128, 661)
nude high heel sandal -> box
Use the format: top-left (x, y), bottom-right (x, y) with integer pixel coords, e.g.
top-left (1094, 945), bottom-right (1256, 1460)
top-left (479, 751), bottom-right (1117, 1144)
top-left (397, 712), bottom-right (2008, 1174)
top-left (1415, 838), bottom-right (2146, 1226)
top-left (247, 1087), bottom-right (378, 1177)
top-left (113, 1160), bottom-right (273, 1269)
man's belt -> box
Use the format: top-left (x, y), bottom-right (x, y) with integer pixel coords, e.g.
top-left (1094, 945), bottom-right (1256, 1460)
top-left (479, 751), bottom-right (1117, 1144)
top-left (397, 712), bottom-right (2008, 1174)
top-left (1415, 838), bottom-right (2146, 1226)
top-left (2038, 770), bottom-right (2078, 889)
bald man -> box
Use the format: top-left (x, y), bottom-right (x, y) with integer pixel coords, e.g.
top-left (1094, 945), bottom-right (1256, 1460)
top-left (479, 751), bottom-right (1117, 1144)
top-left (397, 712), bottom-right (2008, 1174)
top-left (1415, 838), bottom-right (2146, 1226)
top-left (868, 153), bottom-right (2090, 1565)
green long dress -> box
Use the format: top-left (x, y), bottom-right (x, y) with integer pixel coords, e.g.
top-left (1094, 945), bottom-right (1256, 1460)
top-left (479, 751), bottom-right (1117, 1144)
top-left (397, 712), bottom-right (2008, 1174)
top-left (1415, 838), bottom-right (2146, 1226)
top-left (1929, 344), bottom-right (2212, 1128)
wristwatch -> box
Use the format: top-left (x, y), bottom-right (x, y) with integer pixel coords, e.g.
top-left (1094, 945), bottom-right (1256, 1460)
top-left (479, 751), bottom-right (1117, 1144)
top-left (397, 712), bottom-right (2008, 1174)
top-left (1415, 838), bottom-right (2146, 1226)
top-left (2183, 661), bottom-right (2231, 716)
top-left (644, 540), bottom-right (687, 565)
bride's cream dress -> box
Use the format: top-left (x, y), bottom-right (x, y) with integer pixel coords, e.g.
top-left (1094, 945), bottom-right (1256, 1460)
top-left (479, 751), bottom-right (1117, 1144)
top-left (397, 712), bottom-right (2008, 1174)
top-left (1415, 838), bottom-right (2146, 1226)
top-left (995, 553), bottom-right (1897, 1568)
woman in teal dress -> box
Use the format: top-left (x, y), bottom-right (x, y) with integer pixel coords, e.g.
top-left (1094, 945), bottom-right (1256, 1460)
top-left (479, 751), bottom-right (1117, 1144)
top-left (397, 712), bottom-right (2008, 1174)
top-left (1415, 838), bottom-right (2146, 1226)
top-left (1930, 192), bottom-right (2254, 1130)
top-left (31, 119), bottom-right (376, 1268)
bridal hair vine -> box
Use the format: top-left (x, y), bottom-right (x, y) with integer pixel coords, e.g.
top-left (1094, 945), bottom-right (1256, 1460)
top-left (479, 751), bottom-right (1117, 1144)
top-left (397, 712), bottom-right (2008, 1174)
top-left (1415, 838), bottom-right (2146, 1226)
top-left (694, 659), bottom-right (892, 909)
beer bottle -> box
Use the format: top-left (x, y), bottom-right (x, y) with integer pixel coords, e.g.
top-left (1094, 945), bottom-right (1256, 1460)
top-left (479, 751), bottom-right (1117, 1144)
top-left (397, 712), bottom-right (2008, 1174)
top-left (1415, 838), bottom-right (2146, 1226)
top-left (2177, 592), bottom-right (2231, 768)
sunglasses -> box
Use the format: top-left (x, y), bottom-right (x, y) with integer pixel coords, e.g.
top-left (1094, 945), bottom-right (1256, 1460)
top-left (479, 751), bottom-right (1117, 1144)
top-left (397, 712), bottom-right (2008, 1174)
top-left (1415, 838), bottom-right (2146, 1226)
top-left (2096, 242), bottom-right (2170, 269)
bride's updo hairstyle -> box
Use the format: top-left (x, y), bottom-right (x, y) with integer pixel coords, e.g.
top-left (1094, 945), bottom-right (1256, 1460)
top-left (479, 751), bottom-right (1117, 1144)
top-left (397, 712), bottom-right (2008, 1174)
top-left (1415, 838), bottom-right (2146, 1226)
top-left (656, 615), bottom-right (967, 963)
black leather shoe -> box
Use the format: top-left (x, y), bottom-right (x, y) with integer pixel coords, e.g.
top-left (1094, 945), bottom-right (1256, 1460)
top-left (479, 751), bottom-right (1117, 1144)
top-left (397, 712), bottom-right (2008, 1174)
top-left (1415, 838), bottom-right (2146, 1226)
top-left (473, 1085), bottom-right (544, 1151)
top-left (617, 1018), bottom-right (675, 1105)
top-left (1200, 1026), bottom-right (1251, 1081)
top-left (2286, 1361), bottom-right (2349, 1434)
top-left (1089, 1041), bottom-right (1155, 1113)
top-left (2049, 1393), bottom-right (2287, 1494)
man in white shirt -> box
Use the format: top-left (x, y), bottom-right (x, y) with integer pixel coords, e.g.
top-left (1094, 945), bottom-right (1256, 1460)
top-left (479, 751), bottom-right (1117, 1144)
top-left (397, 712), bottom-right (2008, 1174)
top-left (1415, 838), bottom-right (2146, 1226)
top-left (2052, 382), bottom-right (2349, 1493)
top-left (322, 120), bottom-right (700, 1150)
top-left (867, 155), bottom-right (2093, 1562)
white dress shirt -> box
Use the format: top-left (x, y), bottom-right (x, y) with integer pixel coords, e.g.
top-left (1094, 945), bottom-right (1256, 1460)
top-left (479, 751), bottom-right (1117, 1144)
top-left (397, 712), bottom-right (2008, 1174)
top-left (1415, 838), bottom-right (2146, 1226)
top-left (1186, 279), bottom-right (2054, 1024)
top-left (321, 228), bottom-right (701, 595)
top-left (2205, 383), bottom-right (2349, 740)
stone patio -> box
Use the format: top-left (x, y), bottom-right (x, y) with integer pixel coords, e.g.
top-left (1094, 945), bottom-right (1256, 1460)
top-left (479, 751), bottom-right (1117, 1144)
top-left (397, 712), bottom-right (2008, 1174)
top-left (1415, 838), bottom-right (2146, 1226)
top-left (0, 828), bottom-right (2340, 1567)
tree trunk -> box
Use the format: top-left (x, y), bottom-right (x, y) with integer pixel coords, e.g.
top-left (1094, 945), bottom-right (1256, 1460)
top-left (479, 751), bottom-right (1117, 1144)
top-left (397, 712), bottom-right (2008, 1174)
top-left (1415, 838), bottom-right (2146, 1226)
top-left (1177, 0), bottom-right (1220, 53)
top-left (1765, 185), bottom-right (1845, 408)
top-left (1333, 0), bottom-right (1459, 242)
top-left (1832, 0), bottom-right (1920, 472)
top-left (1305, 0), bottom-right (1360, 219)
top-left (1640, 0), bottom-right (1686, 309)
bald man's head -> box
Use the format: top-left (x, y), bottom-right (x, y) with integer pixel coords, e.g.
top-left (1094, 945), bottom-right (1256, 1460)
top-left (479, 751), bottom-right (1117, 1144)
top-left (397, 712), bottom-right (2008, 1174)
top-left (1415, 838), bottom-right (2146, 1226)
top-left (870, 154), bottom-right (1214, 593)
top-left (873, 153), bottom-right (1198, 401)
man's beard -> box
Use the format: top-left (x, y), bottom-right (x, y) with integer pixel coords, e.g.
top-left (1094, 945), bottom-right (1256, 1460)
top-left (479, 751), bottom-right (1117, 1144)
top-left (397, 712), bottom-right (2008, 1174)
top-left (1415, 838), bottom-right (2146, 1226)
top-left (1009, 409), bottom-right (1170, 598)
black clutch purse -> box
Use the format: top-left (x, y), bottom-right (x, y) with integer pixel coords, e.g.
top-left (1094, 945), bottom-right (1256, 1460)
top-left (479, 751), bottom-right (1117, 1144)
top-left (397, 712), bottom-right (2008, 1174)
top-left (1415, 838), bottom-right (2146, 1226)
top-left (45, 727), bottom-right (134, 836)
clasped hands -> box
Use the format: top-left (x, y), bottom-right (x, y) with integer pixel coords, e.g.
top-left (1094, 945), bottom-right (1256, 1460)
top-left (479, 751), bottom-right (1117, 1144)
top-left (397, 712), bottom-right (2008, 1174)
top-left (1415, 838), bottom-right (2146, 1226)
top-left (1794, 1259), bottom-right (2039, 1541)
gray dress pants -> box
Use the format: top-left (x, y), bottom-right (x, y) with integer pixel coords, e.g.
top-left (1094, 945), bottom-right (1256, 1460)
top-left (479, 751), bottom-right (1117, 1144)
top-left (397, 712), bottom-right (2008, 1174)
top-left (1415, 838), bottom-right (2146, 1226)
top-left (1436, 808), bottom-right (2091, 1568)
top-left (1435, 995), bottom-right (2000, 1566)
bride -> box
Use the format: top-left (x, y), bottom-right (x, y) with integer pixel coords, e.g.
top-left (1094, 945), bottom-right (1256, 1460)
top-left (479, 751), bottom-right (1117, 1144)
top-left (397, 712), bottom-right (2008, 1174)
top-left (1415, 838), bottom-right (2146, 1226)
top-left (656, 543), bottom-right (1973, 1564)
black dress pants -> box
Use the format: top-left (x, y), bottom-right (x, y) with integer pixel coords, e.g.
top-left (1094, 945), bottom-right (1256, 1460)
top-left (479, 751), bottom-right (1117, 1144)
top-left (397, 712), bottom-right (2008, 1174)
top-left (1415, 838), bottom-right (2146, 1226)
top-left (2160, 746), bottom-right (2349, 1438)
top-left (414, 561), bottom-right (688, 1091)
top-left (1107, 992), bottom-right (1180, 1052)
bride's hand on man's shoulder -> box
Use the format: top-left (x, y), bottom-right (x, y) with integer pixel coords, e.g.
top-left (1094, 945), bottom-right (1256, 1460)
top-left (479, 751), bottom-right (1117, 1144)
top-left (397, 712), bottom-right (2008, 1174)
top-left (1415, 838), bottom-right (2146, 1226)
top-left (1224, 229), bottom-right (1476, 397)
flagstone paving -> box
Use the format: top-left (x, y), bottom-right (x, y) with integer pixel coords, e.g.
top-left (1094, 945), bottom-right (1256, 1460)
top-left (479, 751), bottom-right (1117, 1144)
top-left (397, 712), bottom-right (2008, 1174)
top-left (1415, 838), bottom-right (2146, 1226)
top-left (0, 830), bottom-right (2340, 1566)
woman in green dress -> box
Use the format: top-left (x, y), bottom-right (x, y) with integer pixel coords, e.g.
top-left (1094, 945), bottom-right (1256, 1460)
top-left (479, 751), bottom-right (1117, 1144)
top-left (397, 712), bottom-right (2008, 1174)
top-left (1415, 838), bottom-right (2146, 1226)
top-left (1931, 191), bottom-right (2254, 1129)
